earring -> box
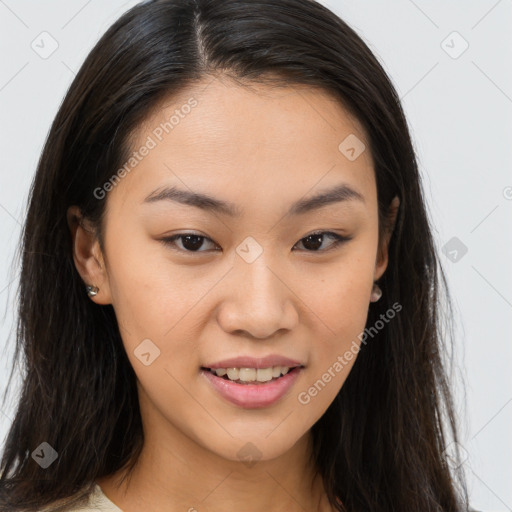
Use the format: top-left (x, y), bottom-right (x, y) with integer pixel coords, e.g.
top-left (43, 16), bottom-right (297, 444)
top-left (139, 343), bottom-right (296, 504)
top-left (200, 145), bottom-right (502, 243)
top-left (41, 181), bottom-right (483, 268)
top-left (86, 285), bottom-right (99, 297)
top-left (370, 282), bottom-right (382, 302)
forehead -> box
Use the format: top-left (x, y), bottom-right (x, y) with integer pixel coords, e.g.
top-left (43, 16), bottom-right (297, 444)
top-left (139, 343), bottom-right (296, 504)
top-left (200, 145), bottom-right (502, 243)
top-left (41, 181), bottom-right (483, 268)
top-left (112, 76), bottom-right (375, 211)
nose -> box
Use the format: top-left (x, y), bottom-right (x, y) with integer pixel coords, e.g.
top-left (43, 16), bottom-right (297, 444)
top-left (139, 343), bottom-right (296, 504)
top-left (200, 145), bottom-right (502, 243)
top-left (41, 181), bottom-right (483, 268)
top-left (216, 253), bottom-right (299, 339)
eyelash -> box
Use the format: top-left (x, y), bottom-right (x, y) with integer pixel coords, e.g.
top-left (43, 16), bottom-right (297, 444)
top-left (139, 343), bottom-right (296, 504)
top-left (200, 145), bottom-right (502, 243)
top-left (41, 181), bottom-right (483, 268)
top-left (159, 231), bottom-right (351, 254)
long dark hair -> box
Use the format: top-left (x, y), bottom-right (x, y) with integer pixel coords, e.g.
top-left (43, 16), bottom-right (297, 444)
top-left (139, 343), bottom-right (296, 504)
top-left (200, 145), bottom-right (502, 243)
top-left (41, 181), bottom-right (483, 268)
top-left (0, 0), bottom-right (469, 510)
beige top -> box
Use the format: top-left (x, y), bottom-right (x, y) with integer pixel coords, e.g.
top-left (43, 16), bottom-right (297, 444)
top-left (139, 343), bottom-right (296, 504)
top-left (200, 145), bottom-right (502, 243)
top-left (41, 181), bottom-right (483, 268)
top-left (40, 483), bottom-right (123, 512)
top-left (72, 483), bottom-right (123, 511)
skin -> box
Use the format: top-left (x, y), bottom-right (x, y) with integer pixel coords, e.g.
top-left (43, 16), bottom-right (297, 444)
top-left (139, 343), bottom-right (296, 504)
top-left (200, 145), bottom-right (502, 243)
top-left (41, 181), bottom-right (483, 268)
top-left (68, 75), bottom-right (399, 512)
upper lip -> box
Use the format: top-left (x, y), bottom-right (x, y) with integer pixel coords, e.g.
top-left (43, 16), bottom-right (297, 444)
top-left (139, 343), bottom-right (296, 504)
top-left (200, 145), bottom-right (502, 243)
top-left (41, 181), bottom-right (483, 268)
top-left (202, 355), bottom-right (305, 370)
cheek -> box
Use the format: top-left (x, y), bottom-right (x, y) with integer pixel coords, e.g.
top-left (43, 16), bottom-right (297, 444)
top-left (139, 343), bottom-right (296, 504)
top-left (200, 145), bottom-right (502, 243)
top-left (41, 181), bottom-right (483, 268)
top-left (302, 253), bottom-right (374, 335)
top-left (104, 235), bottom-right (211, 387)
top-left (104, 233), bottom-right (193, 332)
top-left (300, 255), bottom-right (374, 402)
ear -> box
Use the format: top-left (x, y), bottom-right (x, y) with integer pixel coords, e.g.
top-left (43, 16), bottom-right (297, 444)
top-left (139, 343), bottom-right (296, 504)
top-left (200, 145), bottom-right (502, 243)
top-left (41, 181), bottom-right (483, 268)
top-left (67, 205), bottom-right (112, 305)
top-left (373, 195), bottom-right (400, 282)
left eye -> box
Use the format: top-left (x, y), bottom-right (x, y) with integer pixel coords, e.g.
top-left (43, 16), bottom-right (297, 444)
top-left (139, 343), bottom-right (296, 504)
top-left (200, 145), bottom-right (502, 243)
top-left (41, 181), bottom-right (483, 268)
top-left (160, 231), bottom-right (350, 253)
top-left (293, 231), bottom-right (351, 252)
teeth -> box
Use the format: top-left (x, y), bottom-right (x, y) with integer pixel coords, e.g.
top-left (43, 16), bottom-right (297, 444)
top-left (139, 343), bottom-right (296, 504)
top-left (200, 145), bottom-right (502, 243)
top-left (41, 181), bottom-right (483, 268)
top-left (226, 368), bottom-right (239, 380)
top-left (256, 368), bottom-right (273, 382)
top-left (211, 366), bottom-right (294, 383)
top-left (239, 368), bottom-right (256, 381)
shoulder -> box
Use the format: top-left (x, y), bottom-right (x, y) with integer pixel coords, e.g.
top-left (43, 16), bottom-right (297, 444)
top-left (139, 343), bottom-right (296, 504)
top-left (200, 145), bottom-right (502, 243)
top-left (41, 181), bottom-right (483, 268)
top-left (38, 483), bottom-right (123, 512)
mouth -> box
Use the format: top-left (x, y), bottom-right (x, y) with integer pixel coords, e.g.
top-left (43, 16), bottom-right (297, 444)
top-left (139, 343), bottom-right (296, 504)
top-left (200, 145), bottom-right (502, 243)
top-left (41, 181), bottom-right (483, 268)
top-left (200, 365), bottom-right (305, 409)
top-left (200, 365), bottom-right (304, 385)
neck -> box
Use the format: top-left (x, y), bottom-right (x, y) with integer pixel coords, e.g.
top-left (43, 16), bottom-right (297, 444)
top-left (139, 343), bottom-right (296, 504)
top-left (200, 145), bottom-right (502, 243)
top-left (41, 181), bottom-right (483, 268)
top-left (97, 414), bottom-right (331, 511)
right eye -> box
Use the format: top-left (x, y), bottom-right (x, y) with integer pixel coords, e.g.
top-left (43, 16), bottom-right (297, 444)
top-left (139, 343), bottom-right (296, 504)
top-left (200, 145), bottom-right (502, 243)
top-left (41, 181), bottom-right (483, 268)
top-left (159, 233), bottom-right (220, 253)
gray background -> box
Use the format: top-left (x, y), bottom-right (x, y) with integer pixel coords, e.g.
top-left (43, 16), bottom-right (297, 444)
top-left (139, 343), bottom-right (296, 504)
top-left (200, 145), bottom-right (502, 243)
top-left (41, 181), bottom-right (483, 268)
top-left (0, 1), bottom-right (511, 510)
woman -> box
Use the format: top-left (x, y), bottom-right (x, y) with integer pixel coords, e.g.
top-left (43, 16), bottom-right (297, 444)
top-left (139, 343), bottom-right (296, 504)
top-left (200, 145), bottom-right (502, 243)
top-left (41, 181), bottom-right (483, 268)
top-left (0, 0), bottom-right (471, 510)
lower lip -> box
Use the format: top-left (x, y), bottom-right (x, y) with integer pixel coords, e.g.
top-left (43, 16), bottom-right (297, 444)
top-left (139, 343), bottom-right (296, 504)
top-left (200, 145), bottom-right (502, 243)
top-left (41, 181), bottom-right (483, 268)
top-left (201, 367), bottom-right (303, 409)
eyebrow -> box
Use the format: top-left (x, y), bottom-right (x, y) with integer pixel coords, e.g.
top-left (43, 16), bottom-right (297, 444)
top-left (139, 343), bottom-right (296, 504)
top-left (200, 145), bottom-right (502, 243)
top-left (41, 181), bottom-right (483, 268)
top-left (143, 183), bottom-right (365, 217)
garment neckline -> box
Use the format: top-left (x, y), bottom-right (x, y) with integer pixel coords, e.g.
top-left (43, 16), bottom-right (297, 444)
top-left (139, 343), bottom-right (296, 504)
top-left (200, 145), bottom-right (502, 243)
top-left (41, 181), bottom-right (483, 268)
top-left (93, 482), bottom-right (124, 510)
top-left (94, 482), bottom-right (343, 510)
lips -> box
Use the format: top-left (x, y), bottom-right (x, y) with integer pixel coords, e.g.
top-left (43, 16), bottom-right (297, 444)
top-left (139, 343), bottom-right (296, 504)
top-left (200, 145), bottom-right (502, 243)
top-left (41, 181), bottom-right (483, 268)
top-left (202, 354), bottom-right (304, 370)
top-left (201, 366), bottom-right (304, 408)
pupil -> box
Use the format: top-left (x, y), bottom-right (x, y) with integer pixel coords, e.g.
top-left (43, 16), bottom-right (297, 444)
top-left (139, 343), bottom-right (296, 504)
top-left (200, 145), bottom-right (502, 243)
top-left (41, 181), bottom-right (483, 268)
top-left (303, 234), bottom-right (323, 251)
top-left (182, 235), bottom-right (203, 251)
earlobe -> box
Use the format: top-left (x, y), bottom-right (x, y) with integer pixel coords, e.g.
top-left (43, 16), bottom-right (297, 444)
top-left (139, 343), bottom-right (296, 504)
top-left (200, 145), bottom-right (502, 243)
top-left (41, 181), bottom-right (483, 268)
top-left (67, 206), bottom-right (111, 305)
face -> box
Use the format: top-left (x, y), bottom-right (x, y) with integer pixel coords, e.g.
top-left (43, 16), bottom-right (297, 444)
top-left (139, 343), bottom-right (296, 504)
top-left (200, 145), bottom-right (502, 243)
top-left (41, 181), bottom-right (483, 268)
top-left (70, 76), bottom-right (393, 465)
